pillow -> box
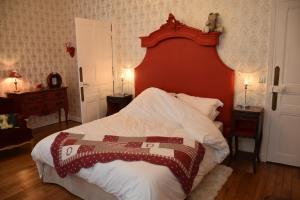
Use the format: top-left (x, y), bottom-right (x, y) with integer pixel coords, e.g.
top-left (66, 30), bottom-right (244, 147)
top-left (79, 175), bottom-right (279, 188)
top-left (0, 114), bottom-right (18, 129)
top-left (210, 110), bottom-right (220, 121)
top-left (177, 93), bottom-right (223, 120)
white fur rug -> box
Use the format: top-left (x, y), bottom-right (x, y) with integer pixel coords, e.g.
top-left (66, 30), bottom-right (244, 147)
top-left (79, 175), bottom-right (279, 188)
top-left (189, 165), bottom-right (233, 200)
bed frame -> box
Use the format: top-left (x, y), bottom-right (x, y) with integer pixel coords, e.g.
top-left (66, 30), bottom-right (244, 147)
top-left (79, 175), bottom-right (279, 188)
top-left (135, 14), bottom-right (234, 136)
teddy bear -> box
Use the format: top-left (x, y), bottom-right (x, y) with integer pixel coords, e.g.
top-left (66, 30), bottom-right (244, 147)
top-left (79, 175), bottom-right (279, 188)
top-left (0, 115), bottom-right (14, 129)
top-left (203, 13), bottom-right (224, 33)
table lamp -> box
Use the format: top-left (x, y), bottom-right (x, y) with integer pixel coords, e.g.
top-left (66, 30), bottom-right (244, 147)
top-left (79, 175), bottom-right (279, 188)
top-left (9, 70), bottom-right (22, 93)
top-left (120, 71), bottom-right (125, 96)
top-left (242, 78), bottom-right (250, 109)
top-left (120, 68), bottom-right (134, 96)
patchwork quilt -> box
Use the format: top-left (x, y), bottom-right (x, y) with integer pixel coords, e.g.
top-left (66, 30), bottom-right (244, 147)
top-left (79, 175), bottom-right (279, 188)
top-left (50, 132), bottom-right (205, 194)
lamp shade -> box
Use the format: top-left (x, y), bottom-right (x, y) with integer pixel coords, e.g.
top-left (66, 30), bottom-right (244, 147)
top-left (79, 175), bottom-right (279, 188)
top-left (9, 70), bottom-right (22, 78)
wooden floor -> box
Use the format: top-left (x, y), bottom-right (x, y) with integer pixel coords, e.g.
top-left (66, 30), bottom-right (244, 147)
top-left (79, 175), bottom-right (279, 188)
top-left (0, 121), bottom-right (299, 200)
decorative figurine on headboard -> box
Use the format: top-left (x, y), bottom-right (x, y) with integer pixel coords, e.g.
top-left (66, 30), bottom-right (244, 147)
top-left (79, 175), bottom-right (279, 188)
top-left (203, 13), bottom-right (224, 33)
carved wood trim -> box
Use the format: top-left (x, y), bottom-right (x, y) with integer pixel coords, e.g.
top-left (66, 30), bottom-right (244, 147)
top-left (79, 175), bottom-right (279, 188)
top-left (140, 13), bottom-right (221, 48)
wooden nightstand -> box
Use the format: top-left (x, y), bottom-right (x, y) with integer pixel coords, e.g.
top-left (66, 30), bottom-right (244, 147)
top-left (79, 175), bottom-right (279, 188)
top-left (106, 94), bottom-right (133, 116)
top-left (230, 106), bottom-right (264, 173)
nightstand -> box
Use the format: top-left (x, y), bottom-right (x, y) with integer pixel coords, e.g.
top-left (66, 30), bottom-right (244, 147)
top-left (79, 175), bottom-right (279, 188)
top-left (106, 94), bottom-right (133, 116)
top-left (230, 106), bottom-right (264, 173)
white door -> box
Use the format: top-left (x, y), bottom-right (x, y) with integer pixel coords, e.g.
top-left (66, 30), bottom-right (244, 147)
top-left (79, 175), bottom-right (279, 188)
top-left (75, 18), bottom-right (113, 123)
top-left (267, 0), bottom-right (300, 167)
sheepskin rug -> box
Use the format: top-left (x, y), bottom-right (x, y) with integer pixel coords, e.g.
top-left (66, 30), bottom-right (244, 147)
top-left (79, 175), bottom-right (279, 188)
top-left (189, 165), bottom-right (233, 200)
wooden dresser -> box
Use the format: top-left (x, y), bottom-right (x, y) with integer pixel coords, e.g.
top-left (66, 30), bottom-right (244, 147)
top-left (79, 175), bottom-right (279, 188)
top-left (7, 87), bottom-right (69, 124)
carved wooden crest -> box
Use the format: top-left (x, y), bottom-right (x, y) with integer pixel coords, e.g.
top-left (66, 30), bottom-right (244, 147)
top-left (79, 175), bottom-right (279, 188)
top-left (140, 13), bottom-right (221, 48)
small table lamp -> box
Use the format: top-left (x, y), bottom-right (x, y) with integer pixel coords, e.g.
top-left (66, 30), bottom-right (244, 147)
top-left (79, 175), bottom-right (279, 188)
top-left (9, 70), bottom-right (22, 93)
top-left (242, 79), bottom-right (250, 109)
top-left (120, 71), bottom-right (125, 96)
top-left (120, 68), bottom-right (134, 96)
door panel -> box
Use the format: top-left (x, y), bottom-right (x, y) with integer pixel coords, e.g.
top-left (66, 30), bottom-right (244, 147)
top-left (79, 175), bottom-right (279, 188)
top-left (75, 18), bottom-right (113, 123)
top-left (283, 6), bottom-right (300, 85)
top-left (268, 0), bottom-right (300, 167)
top-left (268, 0), bottom-right (300, 166)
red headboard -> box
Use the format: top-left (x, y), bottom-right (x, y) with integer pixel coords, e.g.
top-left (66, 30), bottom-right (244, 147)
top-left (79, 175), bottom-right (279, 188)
top-left (135, 14), bottom-right (234, 136)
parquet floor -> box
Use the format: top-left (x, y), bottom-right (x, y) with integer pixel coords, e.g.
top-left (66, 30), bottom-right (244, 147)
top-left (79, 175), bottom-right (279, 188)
top-left (0, 121), bottom-right (299, 200)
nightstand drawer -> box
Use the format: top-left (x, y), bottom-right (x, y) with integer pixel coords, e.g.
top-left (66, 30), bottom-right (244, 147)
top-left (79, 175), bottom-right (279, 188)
top-left (106, 94), bottom-right (133, 116)
top-left (232, 120), bottom-right (257, 137)
top-left (233, 111), bottom-right (259, 121)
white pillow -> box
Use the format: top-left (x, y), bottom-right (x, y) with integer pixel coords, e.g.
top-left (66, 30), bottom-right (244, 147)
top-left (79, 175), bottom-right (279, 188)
top-left (210, 110), bottom-right (220, 121)
top-left (177, 93), bottom-right (223, 120)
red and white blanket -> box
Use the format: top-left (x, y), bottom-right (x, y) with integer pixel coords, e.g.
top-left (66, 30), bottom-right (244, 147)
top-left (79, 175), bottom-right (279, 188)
top-left (51, 132), bottom-right (205, 194)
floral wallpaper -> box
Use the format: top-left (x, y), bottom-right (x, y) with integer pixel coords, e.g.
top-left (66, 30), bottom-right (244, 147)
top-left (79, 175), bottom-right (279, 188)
top-left (0, 0), bottom-right (272, 128)
top-left (110, 0), bottom-right (271, 107)
top-left (0, 0), bottom-right (111, 128)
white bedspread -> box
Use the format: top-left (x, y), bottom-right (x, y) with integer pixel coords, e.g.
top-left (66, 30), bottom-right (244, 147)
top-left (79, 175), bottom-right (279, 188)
top-left (32, 87), bottom-right (229, 200)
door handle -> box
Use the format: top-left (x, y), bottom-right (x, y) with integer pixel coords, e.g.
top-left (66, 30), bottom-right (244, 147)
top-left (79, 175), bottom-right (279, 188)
top-left (272, 66), bottom-right (280, 111)
top-left (79, 82), bottom-right (89, 87)
top-left (80, 87), bottom-right (84, 102)
top-left (272, 85), bottom-right (285, 93)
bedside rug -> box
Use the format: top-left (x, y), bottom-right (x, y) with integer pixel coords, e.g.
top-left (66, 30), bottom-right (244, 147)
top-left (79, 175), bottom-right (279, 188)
top-left (189, 165), bottom-right (233, 200)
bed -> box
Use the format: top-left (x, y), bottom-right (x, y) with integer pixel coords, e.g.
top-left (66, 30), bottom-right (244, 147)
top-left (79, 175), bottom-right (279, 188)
top-left (31, 14), bottom-right (234, 200)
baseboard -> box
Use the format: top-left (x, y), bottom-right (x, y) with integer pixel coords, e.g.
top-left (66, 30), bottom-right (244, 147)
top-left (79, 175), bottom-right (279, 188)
top-left (27, 114), bottom-right (81, 129)
top-left (28, 118), bottom-right (60, 129)
top-left (69, 115), bottom-right (81, 123)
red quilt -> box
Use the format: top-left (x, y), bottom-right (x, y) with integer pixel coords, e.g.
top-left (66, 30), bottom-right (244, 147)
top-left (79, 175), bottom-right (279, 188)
top-left (50, 132), bottom-right (205, 194)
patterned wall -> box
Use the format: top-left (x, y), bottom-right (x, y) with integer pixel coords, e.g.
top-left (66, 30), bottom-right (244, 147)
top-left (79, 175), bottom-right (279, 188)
top-left (0, 0), bottom-right (111, 128)
top-left (111, 0), bottom-right (272, 107)
top-left (0, 0), bottom-right (272, 128)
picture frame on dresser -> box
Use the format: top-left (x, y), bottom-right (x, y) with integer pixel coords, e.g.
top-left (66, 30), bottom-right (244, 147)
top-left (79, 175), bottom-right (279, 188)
top-left (47, 72), bottom-right (62, 89)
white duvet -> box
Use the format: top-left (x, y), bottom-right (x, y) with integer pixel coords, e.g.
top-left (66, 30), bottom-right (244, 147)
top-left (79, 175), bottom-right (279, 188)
top-left (32, 87), bottom-right (229, 200)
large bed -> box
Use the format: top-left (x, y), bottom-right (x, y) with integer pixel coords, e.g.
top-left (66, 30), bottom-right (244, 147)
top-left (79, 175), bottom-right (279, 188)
top-left (31, 14), bottom-right (234, 200)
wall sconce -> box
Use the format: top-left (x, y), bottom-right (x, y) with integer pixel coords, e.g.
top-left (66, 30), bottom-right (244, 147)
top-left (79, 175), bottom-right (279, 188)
top-left (8, 70), bottom-right (22, 93)
top-left (65, 42), bottom-right (75, 57)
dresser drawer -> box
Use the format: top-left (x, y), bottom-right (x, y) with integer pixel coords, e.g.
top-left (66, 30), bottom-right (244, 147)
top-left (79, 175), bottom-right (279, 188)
top-left (41, 103), bottom-right (57, 114)
top-left (46, 90), bottom-right (66, 100)
top-left (22, 94), bottom-right (43, 104)
top-left (22, 104), bottom-right (42, 116)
